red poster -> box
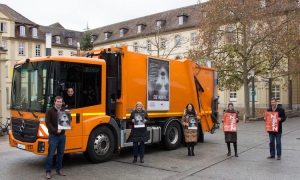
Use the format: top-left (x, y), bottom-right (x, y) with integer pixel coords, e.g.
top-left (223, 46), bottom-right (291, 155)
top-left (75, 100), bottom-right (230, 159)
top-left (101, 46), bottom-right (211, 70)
top-left (265, 112), bottom-right (279, 132)
top-left (223, 112), bottom-right (237, 132)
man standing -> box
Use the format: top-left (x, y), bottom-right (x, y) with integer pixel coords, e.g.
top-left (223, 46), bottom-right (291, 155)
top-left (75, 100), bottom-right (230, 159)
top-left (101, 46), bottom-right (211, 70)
top-left (266, 97), bottom-right (286, 160)
top-left (45, 96), bottom-right (66, 179)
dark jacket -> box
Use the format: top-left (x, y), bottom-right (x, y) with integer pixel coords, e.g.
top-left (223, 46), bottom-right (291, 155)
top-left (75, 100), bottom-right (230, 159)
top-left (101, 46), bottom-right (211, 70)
top-left (46, 106), bottom-right (66, 135)
top-left (64, 95), bottom-right (75, 108)
top-left (224, 109), bottom-right (239, 143)
top-left (129, 110), bottom-right (150, 142)
top-left (267, 105), bottom-right (286, 133)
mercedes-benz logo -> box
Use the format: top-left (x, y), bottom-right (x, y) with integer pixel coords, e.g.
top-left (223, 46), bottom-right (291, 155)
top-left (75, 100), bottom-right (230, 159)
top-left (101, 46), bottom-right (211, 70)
top-left (19, 120), bottom-right (25, 132)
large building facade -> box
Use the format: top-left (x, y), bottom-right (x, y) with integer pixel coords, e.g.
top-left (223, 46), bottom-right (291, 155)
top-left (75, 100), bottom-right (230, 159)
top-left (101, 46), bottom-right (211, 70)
top-left (0, 2), bottom-right (298, 121)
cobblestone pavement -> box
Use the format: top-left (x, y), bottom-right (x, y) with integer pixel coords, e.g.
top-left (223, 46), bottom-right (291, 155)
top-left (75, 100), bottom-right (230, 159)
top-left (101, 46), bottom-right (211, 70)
top-left (1, 117), bottom-right (300, 180)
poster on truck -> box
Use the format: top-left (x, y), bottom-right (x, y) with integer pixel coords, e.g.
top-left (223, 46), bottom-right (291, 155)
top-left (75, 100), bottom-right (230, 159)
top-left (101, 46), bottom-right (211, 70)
top-left (265, 112), bottom-right (279, 132)
top-left (147, 57), bottom-right (170, 111)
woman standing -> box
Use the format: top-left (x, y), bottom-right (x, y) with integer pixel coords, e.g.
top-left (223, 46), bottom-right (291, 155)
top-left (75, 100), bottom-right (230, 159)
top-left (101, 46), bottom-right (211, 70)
top-left (223, 102), bottom-right (239, 157)
top-left (182, 103), bottom-right (198, 156)
top-left (130, 102), bottom-right (150, 163)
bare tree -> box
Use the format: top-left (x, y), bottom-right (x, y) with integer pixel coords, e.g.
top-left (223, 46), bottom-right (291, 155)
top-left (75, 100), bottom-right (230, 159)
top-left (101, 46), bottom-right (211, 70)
top-left (187, 0), bottom-right (300, 116)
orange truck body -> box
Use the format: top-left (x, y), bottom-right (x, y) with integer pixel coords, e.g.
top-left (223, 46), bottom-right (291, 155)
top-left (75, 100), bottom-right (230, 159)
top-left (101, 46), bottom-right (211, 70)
top-left (9, 46), bottom-right (218, 163)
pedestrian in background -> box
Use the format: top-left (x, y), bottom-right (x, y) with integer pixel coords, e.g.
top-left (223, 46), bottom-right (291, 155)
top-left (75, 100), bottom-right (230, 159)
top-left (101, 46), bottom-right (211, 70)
top-left (266, 97), bottom-right (286, 160)
top-left (182, 103), bottom-right (198, 156)
top-left (130, 102), bottom-right (150, 163)
top-left (223, 102), bottom-right (239, 157)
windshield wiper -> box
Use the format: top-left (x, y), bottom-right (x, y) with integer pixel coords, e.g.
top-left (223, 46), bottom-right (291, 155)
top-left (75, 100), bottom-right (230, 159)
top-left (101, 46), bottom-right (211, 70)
top-left (17, 109), bottom-right (23, 117)
top-left (29, 109), bottom-right (38, 118)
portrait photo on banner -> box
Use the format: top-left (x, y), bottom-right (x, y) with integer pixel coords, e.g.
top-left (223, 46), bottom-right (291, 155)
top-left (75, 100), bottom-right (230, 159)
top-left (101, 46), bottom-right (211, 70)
top-left (58, 111), bottom-right (72, 130)
top-left (188, 116), bottom-right (198, 129)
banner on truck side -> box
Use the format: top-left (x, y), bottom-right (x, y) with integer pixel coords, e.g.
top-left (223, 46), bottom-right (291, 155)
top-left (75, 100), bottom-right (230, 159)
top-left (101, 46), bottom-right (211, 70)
top-left (147, 57), bottom-right (170, 111)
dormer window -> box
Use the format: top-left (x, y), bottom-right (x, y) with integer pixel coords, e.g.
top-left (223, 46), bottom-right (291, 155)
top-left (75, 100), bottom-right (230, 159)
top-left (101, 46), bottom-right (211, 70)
top-left (104, 31), bottom-right (112, 40)
top-left (157, 21), bottom-right (162, 29)
top-left (20, 26), bottom-right (26, 36)
top-left (119, 27), bottom-right (128, 37)
top-left (56, 36), bottom-right (61, 44)
top-left (177, 14), bottom-right (188, 25)
top-left (32, 28), bottom-right (38, 38)
top-left (68, 38), bottom-right (72, 45)
top-left (120, 29), bottom-right (124, 37)
top-left (137, 23), bottom-right (146, 34)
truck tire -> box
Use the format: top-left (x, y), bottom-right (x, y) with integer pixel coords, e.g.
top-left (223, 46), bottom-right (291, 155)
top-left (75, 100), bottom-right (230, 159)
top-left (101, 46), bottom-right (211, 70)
top-left (85, 126), bottom-right (115, 163)
top-left (161, 121), bottom-right (182, 150)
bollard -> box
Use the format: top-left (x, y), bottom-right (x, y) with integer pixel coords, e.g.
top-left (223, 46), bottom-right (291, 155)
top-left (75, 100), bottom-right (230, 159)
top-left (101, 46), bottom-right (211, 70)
top-left (243, 114), bottom-right (246, 123)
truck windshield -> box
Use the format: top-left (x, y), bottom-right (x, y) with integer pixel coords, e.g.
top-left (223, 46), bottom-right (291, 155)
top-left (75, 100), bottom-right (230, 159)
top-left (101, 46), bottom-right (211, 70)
top-left (11, 61), bottom-right (50, 113)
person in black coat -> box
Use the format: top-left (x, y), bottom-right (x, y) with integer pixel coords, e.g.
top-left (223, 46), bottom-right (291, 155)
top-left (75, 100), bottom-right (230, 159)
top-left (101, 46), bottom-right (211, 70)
top-left (129, 101), bottom-right (150, 163)
top-left (266, 97), bottom-right (286, 160)
top-left (222, 102), bottom-right (239, 157)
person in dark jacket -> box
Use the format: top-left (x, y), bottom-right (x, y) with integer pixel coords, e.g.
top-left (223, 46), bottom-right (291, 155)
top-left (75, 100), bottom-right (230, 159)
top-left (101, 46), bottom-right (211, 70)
top-left (181, 103), bottom-right (198, 156)
top-left (129, 101), bottom-right (150, 163)
top-left (223, 102), bottom-right (239, 157)
top-left (45, 96), bottom-right (67, 179)
top-left (63, 87), bottom-right (75, 109)
top-left (266, 97), bottom-right (286, 160)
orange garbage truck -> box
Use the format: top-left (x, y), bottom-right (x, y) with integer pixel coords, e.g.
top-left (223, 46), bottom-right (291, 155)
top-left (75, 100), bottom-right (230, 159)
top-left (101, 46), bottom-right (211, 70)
top-left (9, 45), bottom-right (219, 163)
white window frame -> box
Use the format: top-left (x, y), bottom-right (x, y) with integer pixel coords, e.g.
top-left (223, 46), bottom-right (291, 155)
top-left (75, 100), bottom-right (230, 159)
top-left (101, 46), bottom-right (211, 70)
top-left (120, 29), bottom-right (124, 37)
top-left (68, 38), bottom-right (72, 45)
top-left (133, 42), bottom-right (138, 52)
top-left (20, 26), bottom-right (26, 36)
top-left (229, 90), bottom-right (237, 102)
top-left (156, 21), bottom-right (162, 29)
top-left (191, 33), bottom-right (197, 44)
top-left (58, 50), bottom-right (63, 56)
top-left (161, 38), bottom-right (165, 49)
top-left (104, 33), bottom-right (108, 40)
top-left (56, 36), bottom-right (61, 44)
top-left (19, 42), bottom-right (24, 55)
top-left (272, 85), bottom-right (281, 102)
top-left (32, 28), bottom-right (38, 38)
top-left (175, 35), bottom-right (181, 46)
top-left (0, 22), bottom-right (6, 32)
top-left (137, 25), bottom-right (142, 33)
top-left (2, 40), bottom-right (6, 50)
top-left (35, 44), bottom-right (41, 56)
top-left (178, 16), bottom-right (183, 25)
top-left (147, 40), bottom-right (151, 51)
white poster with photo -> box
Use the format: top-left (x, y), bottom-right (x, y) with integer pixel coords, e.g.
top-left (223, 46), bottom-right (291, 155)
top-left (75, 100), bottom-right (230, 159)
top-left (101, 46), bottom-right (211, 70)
top-left (188, 116), bottom-right (198, 130)
top-left (134, 112), bottom-right (145, 128)
top-left (147, 58), bottom-right (170, 111)
top-left (58, 111), bottom-right (72, 130)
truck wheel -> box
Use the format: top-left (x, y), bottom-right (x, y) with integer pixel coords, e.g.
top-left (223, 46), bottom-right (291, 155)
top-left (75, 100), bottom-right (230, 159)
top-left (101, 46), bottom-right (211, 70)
top-left (162, 121), bottom-right (182, 150)
top-left (85, 126), bottom-right (115, 163)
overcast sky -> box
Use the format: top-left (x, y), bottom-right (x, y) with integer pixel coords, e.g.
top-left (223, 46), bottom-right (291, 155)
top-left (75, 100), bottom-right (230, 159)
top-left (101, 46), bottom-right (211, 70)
top-left (1, 0), bottom-right (207, 31)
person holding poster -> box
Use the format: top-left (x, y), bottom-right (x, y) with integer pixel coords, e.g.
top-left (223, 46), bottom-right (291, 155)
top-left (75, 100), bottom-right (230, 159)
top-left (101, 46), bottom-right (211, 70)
top-left (45, 96), bottom-right (67, 179)
top-left (181, 103), bottom-right (198, 156)
top-left (222, 103), bottom-right (239, 157)
top-left (129, 102), bottom-right (150, 163)
top-left (265, 98), bottom-right (286, 160)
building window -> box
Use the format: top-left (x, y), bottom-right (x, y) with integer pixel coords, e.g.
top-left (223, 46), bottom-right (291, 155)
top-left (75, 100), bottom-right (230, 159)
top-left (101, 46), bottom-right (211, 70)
top-left (19, 42), bottom-right (24, 55)
top-left (191, 33), bottom-right (197, 44)
top-left (2, 40), bottom-right (6, 50)
top-left (133, 42), bottom-right (138, 52)
top-left (249, 87), bottom-right (257, 102)
top-left (137, 25), bottom-right (142, 33)
top-left (36, 44), bottom-right (41, 56)
top-left (156, 21), bottom-right (162, 29)
top-left (71, 51), bottom-right (74, 56)
top-left (229, 90), bottom-right (237, 102)
top-left (178, 16), bottom-right (183, 25)
top-left (68, 38), bottom-right (72, 45)
top-left (32, 28), bottom-right (38, 38)
top-left (56, 36), bottom-right (60, 44)
top-left (58, 50), bottom-right (63, 56)
top-left (20, 26), bottom-right (26, 36)
top-left (147, 40), bottom-right (151, 51)
top-left (161, 38), bottom-right (165, 49)
top-left (0, 22), bottom-right (6, 32)
top-left (120, 29), bottom-right (124, 37)
top-left (104, 33), bottom-right (108, 40)
top-left (272, 85), bottom-right (281, 101)
top-left (175, 35), bottom-right (181, 46)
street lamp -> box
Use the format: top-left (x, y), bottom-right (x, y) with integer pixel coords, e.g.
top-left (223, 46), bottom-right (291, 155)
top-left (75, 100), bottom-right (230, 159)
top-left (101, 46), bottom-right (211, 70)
top-left (251, 69), bottom-right (255, 118)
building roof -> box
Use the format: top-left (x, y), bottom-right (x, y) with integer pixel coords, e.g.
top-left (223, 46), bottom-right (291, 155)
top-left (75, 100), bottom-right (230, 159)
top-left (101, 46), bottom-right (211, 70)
top-left (91, 4), bottom-right (201, 45)
top-left (0, 3), bottom-right (36, 25)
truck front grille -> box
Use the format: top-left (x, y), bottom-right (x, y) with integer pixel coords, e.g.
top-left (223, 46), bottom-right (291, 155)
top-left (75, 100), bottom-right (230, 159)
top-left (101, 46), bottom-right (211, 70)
top-left (11, 118), bottom-right (39, 142)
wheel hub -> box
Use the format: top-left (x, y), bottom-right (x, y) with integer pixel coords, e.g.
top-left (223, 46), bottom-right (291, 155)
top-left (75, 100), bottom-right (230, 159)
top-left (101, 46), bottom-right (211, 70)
top-left (93, 134), bottom-right (110, 155)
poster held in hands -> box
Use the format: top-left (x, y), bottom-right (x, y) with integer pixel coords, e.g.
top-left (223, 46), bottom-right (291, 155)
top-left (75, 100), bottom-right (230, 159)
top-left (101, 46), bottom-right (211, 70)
top-left (134, 112), bottom-right (145, 128)
top-left (265, 112), bottom-right (279, 132)
top-left (188, 116), bottom-right (198, 129)
top-left (58, 111), bottom-right (71, 130)
top-left (223, 112), bottom-right (237, 132)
